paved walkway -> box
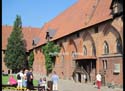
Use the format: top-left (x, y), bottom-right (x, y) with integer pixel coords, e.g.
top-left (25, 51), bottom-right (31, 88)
top-left (58, 79), bottom-right (123, 91)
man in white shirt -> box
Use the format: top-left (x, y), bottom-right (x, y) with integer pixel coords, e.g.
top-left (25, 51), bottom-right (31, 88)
top-left (96, 73), bottom-right (102, 89)
top-left (17, 70), bottom-right (24, 90)
top-left (51, 71), bottom-right (59, 91)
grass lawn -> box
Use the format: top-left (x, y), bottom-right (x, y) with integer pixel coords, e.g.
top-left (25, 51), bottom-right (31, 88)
top-left (2, 75), bottom-right (9, 84)
top-left (2, 74), bottom-right (38, 86)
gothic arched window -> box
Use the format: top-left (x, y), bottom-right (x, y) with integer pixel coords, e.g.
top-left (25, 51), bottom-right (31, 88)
top-left (83, 45), bottom-right (87, 56)
top-left (61, 54), bottom-right (64, 67)
top-left (92, 43), bottom-right (96, 56)
top-left (103, 41), bottom-right (109, 54)
top-left (116, 39), bottom-right (122, 53)
top-left (72, 51), bottom-right (77, 59)
top-left (72, 51), bottom-right (76, 67)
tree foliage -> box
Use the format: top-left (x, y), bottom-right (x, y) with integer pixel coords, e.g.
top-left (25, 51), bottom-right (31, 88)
top-left (4, 15), bottom-right (27, 71)
top-left (28, 51), bottom-right (34, 68)
top-left (42, 41), bottom-right (60, 75)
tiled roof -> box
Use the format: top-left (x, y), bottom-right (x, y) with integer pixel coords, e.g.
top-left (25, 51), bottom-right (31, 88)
top-left (2, 26), bottom-right (13, 50)
top-left (2, 25), bottom-right (41, 51)
top-left (2, 0), bottom-right (113, 51)
top-left (36, 0), bottom-right (112, 47)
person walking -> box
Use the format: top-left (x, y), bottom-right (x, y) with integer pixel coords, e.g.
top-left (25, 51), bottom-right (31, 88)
top-left (96, 72), bottom-right (102, 89)
top-left (23, 69), bottom-right (28, 89)
top-left (26, 68), bottom-right (34, 91)
top-left (16, 69), bottom-right (24, 90)
top-left (51, 71), bottom-right (59, 91)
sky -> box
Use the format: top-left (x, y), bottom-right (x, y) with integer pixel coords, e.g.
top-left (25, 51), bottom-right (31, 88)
top-left (2, 0), bottom-right (77, 28)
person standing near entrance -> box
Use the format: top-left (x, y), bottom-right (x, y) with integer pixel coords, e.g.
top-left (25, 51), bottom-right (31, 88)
top-left (51, 71), bottom-right (59, 91)
top-left (96, 72), bottom-right (102, 89)
top-left (83, 74), bottom-right (87, 83)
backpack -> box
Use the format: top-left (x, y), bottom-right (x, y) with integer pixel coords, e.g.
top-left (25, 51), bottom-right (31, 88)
top-left (17, 74), bottom-right (21, 80)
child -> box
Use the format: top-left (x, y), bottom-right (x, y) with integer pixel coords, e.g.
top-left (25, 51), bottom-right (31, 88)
top-left (42, 77), bottom-right (48, 90)
top-left (8, 74), bottom-right (17, 86)
top-left (38, 78), bottom-right (43, 91)
top-left (38, 77), bottom-right (48, 91)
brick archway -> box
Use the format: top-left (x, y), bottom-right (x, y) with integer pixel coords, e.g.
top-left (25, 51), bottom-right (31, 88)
top-left (102, 24), bottom-right (123, 53)
top-left (82, 31), bottom-right (96, 56)
top-left (64, 39), bottom-right (78, 79)
top-left (54, 43), bottom-right (66, 78)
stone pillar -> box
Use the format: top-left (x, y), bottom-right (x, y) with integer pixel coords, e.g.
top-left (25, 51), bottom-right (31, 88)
top-left (96, 58), bottom-right (100, 73)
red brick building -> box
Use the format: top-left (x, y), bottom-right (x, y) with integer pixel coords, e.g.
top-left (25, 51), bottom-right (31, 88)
top-left (2, 0), bottom-right (123, 87)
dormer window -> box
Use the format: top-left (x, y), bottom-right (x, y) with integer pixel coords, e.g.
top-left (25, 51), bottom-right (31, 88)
top-left (110, 0), bottom-right (123, 18)
top-left (46, 28), bottom-right (57, 41)
top-left (32, 37), bottom-right (40, 46)
top-left (45, 32), bottom-right (50, 42)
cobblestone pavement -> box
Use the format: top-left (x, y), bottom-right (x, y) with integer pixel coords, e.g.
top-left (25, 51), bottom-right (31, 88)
top-left (58, 79), bottom-right (123, 91)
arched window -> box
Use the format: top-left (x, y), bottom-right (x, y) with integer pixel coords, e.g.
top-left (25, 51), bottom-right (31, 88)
top-left (102, 60), bottom-right (107, 70)
top-left (61, 54), bottom-right (64, 67)
top-left (92, 43), bottom-right (96, 56)
top-left (83, 45), bottom-right (87, 55)
top-left (103, 41), bottom-right (109, 54)
top-left (72, 51), bottom-right (76, 67)
top-left (72, 51), bottom-right (77, 59)
top-left (116, 39), bottom-right (122, 53)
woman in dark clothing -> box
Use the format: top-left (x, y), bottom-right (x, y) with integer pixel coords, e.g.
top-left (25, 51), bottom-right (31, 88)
top-left (26, 68), bottom-right (34, 91)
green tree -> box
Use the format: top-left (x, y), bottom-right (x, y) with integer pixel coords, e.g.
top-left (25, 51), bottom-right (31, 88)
top-left (42, 41), bottom-right (60, 75)
top-left (28, 51), bottom-right (34, 68)
top-left (4, 15), bottom-right (27, 72)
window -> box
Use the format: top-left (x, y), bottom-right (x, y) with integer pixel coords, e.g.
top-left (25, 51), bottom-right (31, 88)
top-left (111, 0), bottom-right (123, 17)
top-left (72, 51), bottom-right (77, 67)
top-left (64, 38), bottom-right (67, 42)
top-left (116, 39), bottom-right (122, 53)
top-left (114, 64), bottom-right (120, 73)
top-left (76, 32), bottom-right (80, 38)
top-left (83, 45), bottom-right (87, 55)
top-left (61, 54), bottom-right (64, 67)
top-left (103, 41), bottom-right (109, 54)
top-left (94, 26), bottom-right (98, 33)
top-left (92, 43), bottom-right (96, 56)
top-left (72, 51), bottom-right (77, 59)
top-left (102, 60), bottom-right (107, 70)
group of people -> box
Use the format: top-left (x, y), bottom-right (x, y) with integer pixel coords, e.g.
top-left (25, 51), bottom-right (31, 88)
top-left (8, 70), bottom-right (59, 91)
top-left (8, 68), bottom-right (34, 91)
top-left (38, 77), bottom-right (48, 91)
top-left (38, 71), bottom-right (59, 91)
top-left (8, 69), bottom-right (102, 91)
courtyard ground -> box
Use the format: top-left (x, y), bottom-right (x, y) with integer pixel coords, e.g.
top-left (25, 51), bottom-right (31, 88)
top-left (58, 79), bottom-right (123, 91)
top-left (2, 78), bottom-right (123, 91)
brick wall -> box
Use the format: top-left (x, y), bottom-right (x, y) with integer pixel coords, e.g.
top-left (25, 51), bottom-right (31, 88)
top-left (99, 56), bottom-right (123, 86)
